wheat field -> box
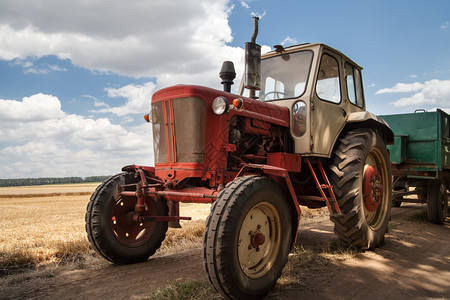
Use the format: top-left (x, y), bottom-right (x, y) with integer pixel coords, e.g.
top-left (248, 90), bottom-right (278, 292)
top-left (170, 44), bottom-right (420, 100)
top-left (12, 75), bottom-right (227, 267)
top-left (0, 183), bottom-right (210, 269)
top-left (0, 183), bottom-right (327, 270)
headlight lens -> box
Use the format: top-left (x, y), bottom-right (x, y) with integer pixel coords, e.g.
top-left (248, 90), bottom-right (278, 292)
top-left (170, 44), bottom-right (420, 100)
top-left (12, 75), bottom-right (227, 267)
top-left (212, 96), bottom-right (229, 115)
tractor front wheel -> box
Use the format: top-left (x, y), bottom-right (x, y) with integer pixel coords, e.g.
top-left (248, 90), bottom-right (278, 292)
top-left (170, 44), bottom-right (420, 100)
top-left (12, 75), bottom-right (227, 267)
top-left (85, 172), bottom-right (168, 264)
top-left (203, 175), bottom-right (292, 299)
top-left (329, 129), bottom-right (391, 249)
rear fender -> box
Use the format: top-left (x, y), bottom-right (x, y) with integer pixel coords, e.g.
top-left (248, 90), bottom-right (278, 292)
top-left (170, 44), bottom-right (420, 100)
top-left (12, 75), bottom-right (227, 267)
top-left (346, 111), bottom-right (394, 144)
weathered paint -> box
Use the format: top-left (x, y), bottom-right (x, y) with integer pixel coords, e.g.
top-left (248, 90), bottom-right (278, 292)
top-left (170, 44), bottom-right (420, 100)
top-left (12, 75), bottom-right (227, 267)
top-left (381, 109), bottom-right (450, 179)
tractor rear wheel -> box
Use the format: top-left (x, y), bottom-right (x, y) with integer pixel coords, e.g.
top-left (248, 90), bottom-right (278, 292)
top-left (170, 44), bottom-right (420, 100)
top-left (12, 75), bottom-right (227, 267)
top-left (203, 175), bottom-right (292, 300)
top-left (426, 180), bottom-right (448, 224)
top-left (85, 172), bottom-right (168, 264)
top-left (329, 129), bottom-right (391, 249)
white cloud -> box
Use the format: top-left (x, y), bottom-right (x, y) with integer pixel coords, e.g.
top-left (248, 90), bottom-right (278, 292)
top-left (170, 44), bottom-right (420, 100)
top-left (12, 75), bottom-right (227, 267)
top-left (0, 93), bottom-right (65, 121)
top-left (96, 82), bottom-right (157, 116)
top-left (83, 95), bottom-right (108, 108)
top-left (241, 1), bottom-right (250, 9)
top-left (441, 21), bottom-right (449, 30)
top-left (10, 58), bottom-right (67, 75)
top-left (375, 82), bottom-right (425, 94)
top-left (0, 93), bottom-right (153, 178)
top-left (389, 79), bottom-right (450, 108)
top-left (0, 0), bottom-right (243, 89)
top-left (280, 36), bottom-right (298, 46)
top-left (251, 11), bottom-right (266, 19)
top-left (0, 1), bottom-right (254, 178)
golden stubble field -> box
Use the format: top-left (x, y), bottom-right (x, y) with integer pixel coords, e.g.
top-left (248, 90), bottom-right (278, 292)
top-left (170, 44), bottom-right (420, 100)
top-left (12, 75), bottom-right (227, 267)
top-left (0, 183), bottom-right (211, 270)
top-left (0, 183), bottom-right (327, 271)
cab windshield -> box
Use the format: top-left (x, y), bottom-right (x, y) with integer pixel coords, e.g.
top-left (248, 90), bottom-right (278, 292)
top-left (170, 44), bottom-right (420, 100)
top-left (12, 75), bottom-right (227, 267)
top-left (258, 50), bottom-right (313, 101)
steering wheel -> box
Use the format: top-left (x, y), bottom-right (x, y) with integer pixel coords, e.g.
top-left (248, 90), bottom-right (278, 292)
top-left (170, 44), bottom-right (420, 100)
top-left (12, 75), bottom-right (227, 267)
top-left (262, 91), bottom-right (286, 100)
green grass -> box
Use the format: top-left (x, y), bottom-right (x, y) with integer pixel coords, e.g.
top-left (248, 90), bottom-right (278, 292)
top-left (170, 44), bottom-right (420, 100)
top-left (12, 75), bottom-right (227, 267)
top-left (145, 279), bottom-right (220, 300)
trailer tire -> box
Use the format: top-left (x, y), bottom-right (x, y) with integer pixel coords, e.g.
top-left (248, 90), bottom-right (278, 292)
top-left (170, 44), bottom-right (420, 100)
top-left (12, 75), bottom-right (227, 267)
top-left (329, 129), bottom-right (391, 249)
top-left (392, 179), bottom-right (404, 207)
top-left (203, 175), bottom-right (292, 300)
top-left (417, 188), bottom-right (428, 204)
top-left (85, 173), bottom-right (168, 264)
top-left (426, 180), bottom-right (448, 224)
top-left (392, 198), bottom-right (402, 207)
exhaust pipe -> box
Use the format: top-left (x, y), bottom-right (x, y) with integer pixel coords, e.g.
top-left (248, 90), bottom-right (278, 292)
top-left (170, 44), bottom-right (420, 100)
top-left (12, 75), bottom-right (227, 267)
top-left (244, 17), bottom-right (261, 98)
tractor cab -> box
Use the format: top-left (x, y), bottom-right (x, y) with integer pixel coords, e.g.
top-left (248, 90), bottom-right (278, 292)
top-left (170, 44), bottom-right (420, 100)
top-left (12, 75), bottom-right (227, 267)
top-left (239, 42), bottom-right (373, 157)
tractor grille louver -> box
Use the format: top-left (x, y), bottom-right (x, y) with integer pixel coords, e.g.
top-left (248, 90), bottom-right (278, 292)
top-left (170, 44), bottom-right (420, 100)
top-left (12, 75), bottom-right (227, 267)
top-left (152, 97), bottom-right (206, 164)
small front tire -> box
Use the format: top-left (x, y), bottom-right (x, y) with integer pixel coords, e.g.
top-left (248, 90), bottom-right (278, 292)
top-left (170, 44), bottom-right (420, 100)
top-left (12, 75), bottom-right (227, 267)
top-left (85, 173), bottom-right (168, 264)
top-left (203, 175), bottom-right (292, 299)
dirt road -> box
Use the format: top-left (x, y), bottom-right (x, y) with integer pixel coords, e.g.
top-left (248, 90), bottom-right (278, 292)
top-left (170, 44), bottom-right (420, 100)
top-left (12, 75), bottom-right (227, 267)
top-left (1, 203), bottom-right (449, 299)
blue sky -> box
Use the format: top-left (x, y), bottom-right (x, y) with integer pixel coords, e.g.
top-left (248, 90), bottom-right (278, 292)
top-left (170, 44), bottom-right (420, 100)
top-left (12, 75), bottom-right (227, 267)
top-left (0, 0), bottom-right (449, 179)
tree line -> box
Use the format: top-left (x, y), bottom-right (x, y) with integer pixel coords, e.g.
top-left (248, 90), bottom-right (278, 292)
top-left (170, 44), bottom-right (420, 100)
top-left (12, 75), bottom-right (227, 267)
top-left (0, 176), bottom-right (111, 187)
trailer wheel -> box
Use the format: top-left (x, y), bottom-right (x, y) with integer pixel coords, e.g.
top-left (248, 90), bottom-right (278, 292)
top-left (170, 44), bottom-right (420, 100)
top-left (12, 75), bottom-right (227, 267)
top-left (392, 198), bottom-right (402, 207)
top-left (329, 129), bottom-right (391, 249)
top-left (417, 187), bottom-right (428, 204)
top-left (426, 180), bottom-right (448, 224)
top-left (203, 175), bottom-right (292, 299)
top-left (392, 179), bottom-right (404, 207)
top-left (85, 172), bottom-right (168, 264)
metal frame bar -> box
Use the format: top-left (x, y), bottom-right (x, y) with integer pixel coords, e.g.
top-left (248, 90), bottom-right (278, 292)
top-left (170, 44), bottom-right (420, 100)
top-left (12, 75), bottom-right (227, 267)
top-left (304, 157), bottom-right (341, 215)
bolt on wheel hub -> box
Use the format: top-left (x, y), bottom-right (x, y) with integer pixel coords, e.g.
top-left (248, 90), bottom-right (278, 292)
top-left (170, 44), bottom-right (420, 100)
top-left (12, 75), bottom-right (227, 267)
top-left (363, 165), bottom-right (384, 212)
top-left (251, 231), bottom-right (266, 248)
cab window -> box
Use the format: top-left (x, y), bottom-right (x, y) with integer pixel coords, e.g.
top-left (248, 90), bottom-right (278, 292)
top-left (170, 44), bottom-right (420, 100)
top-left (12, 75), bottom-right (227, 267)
top-left (345, 62), bottom-right (365, 108)
top-left (345, 63), bottom-right (357, 105)
top-left (258, 50), bottom-right (313, 101)
top-left (354, 68), bottom-right (365, 108)
top-left (316, 54), bottom-right (340, 103)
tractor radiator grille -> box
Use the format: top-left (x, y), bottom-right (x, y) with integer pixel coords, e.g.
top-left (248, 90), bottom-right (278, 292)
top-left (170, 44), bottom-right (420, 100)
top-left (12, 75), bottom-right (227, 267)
top-left (152, 97), bottom-right (206, 164)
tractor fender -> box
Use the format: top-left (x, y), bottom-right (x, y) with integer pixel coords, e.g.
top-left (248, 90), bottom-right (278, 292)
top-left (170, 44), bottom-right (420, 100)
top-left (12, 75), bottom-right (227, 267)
top-left (345, 111), bottom-right (394, 144)
top-left (122, 164), bottom-right (156, 175)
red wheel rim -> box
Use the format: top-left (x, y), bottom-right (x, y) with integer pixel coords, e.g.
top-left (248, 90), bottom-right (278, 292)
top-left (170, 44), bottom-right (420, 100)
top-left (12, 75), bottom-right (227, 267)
top-left (110, 195), bottom-right (156, 247)
top-left (363, 165), bottom-right (384, 212)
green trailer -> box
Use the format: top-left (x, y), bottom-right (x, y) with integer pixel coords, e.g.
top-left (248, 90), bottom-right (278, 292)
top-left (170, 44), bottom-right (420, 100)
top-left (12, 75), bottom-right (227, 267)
top-left (381, 109), bottom-right (450, 224)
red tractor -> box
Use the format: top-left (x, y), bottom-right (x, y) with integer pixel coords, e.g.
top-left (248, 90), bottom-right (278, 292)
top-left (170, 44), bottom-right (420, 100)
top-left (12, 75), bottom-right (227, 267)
top-left (86, 18), bottom-right (393, 299)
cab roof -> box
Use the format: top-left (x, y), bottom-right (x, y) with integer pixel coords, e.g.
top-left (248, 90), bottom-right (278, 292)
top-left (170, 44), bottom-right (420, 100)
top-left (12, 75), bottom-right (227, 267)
top-left (262, 43), bottom-right (363, 70)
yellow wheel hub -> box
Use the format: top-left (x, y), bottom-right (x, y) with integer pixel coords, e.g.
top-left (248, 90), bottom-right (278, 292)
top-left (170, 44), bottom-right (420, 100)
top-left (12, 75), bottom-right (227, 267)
top-left (237, 201), bottom-right (281, 278)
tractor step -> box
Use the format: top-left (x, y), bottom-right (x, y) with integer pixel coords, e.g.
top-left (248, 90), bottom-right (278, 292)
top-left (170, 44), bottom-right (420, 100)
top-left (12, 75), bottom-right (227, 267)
top-left (305, 157), bottom-right (342, 216)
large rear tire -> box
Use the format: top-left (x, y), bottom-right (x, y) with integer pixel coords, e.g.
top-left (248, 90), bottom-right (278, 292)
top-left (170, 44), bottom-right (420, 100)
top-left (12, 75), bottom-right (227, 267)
top-left (85, 173), bottom-right (168, 264)
top-left (329, 129), bottom-right (391, 249)
top-left (427, 180), bottom-right (448, 224)
top-left (203, 175), bottom-right (292, 300)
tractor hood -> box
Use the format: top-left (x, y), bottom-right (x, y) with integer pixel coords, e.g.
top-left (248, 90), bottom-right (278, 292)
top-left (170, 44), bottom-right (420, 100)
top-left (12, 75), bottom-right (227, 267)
top-left (151, 85), bottom-right (290, 128)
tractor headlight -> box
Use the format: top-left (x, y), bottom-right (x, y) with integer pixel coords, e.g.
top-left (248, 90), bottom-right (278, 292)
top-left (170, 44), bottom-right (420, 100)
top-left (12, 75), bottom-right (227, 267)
top-left (212, 96), bottom-right (229, 115)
